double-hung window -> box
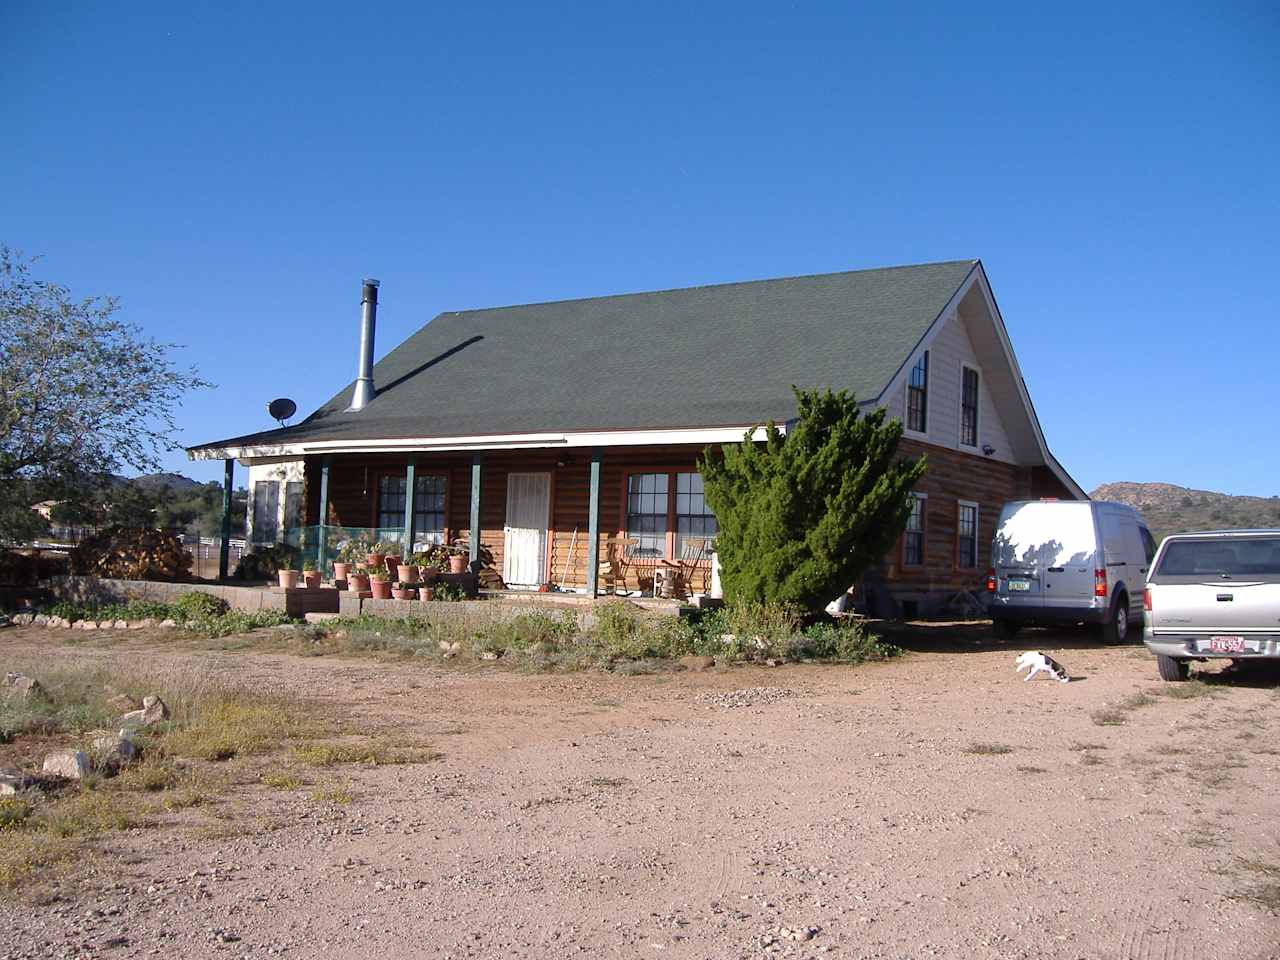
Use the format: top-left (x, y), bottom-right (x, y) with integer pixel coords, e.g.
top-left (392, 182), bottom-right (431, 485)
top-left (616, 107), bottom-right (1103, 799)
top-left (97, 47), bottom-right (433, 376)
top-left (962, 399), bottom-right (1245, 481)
top-left (960, 365), bottom-right (979, 448)
top-left (626, 473), bottom-right (669, 558)
top-left (903, 494), bottom-right (926, 566)
top-left (675, 473), bottom-right (717, 556)
top-left (626, 471), bottom-right (718, 560)
top-left (378, 473), bottom-right (448, 546)
top-left (906, 352), bottom-right (929, 434)
top-left (376, 476), bottom-right (408, 532)
top-left (957, 501), bottom-right (978, 569)
top-left (412, 475), bottom-right (447, 547)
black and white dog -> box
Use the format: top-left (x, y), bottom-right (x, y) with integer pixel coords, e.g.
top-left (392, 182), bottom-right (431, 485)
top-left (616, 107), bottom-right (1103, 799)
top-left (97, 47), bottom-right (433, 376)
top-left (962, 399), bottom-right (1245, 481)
top-left (1014, 651), bottom-right (1071, 684)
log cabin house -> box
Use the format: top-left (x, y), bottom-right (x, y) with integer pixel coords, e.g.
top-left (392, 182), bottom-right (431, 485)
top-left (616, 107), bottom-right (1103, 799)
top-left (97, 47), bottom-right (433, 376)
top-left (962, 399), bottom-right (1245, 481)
top-left (187, 259), bottom-right (1083, 615)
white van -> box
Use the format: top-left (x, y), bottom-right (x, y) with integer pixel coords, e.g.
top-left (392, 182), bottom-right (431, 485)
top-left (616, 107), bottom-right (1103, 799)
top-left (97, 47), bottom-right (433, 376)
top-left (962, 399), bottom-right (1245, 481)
top-left (987, 499), bottom-right (1156, 643)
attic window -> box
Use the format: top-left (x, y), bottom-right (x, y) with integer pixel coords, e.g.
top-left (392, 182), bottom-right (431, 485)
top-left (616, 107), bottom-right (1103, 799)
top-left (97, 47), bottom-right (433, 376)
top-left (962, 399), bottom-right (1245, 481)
top-left (906, 352), bottom-right (929, 433)
top-left (960, 365), bottom-right (979, 447)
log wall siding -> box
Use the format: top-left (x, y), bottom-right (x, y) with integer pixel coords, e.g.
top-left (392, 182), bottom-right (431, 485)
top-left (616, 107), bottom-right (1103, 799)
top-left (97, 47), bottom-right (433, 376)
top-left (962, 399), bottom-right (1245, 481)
top-left (301, 436), bottom-right (1065, 596)
top-left (889, 438), bottom-right (1025, 594)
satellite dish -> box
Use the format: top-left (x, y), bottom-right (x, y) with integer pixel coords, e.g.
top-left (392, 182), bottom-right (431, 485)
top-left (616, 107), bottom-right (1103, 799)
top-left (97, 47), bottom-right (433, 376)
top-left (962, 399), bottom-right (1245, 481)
top-left (267, 398), bottom-right (297, 426)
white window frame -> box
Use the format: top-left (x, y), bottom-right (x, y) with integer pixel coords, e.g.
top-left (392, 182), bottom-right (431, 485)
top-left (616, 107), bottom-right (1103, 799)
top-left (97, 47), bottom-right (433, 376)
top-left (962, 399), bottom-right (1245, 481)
top-left (903, 350), bottom-right (930, 440)
top-left (956, 499), bottom-right (979, 569)
top-left (958, 361), bottom-right (981, 450)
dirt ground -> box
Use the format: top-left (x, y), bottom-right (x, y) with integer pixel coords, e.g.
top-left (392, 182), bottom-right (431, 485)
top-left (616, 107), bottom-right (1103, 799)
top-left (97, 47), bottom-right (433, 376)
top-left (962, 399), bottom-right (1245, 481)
top-left (2, 624), bottom-right (1279, 960)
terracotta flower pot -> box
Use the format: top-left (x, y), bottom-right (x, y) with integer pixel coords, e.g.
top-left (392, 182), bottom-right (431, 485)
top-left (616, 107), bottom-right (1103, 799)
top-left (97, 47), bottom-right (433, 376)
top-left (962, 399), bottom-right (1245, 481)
top-left (448, 555), bottom-right (468, 575)
top-left (303, 571), bottom-right (322, 589)
top-left (333, 562), bottom-right (349, 581)
top-left (366, 552), bottom-right (385, 570)
top-left (370, 578), bottom-right (392, 599)
top-left (418, 587), bottom-right (433, 602)
top-left (397, 564), bottom-right (418, 583)
top-left (278, 570), bottom-right (299, 589)
top-left (348, 573), bottom-right (370, 592)
top-left (391, 588), bottom-right (417, 601)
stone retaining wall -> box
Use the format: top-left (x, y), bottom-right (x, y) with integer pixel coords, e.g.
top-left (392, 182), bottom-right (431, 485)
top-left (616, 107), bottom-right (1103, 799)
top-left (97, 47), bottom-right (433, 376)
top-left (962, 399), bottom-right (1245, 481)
top-left (41, 577), bottom-right (338, 617)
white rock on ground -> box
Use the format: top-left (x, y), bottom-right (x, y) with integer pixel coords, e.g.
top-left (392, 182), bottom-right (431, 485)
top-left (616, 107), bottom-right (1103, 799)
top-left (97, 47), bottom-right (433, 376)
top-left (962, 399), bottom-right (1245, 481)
top-left (118, 695), bottom-right (170, 730)
top-left (90, 732), bottom-right (139, 768)
top-left (3, 673), bottom-right (44, 700)
top-left (0, 767), bottom-right (27, 795)
top-left (42, 750), bottom-right (91, 780)
top-left (159, 618), bottom-right (178, 628)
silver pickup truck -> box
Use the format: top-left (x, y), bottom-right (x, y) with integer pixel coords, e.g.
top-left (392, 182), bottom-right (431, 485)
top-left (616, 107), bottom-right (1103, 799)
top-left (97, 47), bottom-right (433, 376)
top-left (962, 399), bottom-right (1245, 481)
top-left (1144, 530), bottom-right (1280, 680)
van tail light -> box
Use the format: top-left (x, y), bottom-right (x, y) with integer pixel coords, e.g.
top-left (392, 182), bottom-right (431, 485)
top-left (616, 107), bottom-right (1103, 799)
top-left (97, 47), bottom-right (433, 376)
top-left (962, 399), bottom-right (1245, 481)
top-left (985, 568), bottom-right (997, 593)
top-left (1094, 568), bottom-right (1108, 598)
top-left (1143, 587), bottom-right (1152, 612)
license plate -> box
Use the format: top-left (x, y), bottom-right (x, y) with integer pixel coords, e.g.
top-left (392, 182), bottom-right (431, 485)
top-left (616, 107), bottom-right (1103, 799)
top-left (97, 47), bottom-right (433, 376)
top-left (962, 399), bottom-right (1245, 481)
top-left (1007, 579), bottom-right (1030, 592)
top-left (1206, 636), bottom-right (1249, 653)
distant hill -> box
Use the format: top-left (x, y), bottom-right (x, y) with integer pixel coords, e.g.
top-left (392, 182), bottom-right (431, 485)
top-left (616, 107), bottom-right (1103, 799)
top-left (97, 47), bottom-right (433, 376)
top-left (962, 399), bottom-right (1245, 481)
top-left (1091, 482), bottom-right (1280, 541)
top-left (130, 472), bottom-right (205, 492)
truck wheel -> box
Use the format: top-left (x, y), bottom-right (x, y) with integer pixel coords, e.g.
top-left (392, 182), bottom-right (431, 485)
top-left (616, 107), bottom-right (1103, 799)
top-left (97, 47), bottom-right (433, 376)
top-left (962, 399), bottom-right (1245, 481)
top-left (1098, 595), bottom-right (1129, 645)
top-left (1156, 654), bottom-right (1190, 682)
top-left (993, 620), bottom-right (1020, 642)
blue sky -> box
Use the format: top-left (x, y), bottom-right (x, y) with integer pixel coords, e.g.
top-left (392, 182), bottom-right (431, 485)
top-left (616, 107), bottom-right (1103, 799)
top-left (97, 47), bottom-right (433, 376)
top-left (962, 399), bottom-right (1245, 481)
top-left (3, 2), bottom-right (1277, 495)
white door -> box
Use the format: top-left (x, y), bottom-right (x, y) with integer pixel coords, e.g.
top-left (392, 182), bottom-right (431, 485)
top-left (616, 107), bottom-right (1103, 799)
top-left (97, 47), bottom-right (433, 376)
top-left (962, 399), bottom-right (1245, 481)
top-left (503, 473), bottom-right (551, 587)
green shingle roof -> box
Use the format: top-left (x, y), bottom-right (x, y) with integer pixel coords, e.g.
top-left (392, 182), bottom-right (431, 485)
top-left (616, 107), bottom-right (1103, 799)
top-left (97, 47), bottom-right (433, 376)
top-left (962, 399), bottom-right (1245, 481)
top-left (190, 259), bottom-right (977, 450)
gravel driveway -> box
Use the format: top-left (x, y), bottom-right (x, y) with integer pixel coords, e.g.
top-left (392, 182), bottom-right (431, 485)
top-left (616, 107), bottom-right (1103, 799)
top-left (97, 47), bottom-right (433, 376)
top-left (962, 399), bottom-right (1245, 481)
top-left (2, 626), bottom-right (1278, 959)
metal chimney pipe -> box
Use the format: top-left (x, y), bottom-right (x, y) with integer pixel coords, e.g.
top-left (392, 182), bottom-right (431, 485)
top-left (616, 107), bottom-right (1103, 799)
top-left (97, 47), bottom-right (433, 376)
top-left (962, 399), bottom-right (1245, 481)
top-left (349, 278), bottom-right (379, 411)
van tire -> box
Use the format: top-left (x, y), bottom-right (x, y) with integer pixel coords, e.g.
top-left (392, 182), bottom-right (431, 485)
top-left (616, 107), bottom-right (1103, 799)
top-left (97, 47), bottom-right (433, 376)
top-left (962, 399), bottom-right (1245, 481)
top-left (1156, 654), bottom-right (1190, 682)
top-left (1097, 595), bottom-right (1129, 645)
top-left (993, 620), bottom-right (1020, 642)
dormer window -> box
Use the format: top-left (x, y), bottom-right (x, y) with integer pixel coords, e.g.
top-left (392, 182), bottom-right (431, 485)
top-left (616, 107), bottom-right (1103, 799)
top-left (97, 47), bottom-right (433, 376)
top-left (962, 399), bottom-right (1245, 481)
top-left (906, 352), bottom-right (929, 433)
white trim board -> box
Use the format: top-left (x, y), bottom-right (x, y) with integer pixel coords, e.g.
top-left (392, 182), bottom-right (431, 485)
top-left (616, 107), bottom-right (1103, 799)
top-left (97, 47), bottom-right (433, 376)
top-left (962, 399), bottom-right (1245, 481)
top-left (188, 424), bottom-right (782, 462)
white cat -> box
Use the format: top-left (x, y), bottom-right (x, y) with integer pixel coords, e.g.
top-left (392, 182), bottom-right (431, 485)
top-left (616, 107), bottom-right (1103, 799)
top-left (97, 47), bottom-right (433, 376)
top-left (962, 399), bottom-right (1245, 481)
top-left (1015, 650), bottom-right (1070, 683)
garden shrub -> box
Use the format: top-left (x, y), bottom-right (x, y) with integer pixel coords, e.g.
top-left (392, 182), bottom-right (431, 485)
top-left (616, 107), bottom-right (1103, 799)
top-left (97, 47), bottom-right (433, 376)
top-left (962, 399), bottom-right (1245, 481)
top-left (690, 598), bottom-right (800, 661)
top-left (701, 387), bottom-right (926, 611)
top-left (793, 621), bottom-right (903, 663)
top-left (592, 602), bottom-right (696, 660)
top-left (172, 591), bottom-right (227, 620)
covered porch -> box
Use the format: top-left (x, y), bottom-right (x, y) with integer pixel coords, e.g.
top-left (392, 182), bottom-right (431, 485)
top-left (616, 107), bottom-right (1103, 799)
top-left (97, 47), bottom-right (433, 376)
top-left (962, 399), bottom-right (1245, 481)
top-left (281, 443), bottom-right (719, 599)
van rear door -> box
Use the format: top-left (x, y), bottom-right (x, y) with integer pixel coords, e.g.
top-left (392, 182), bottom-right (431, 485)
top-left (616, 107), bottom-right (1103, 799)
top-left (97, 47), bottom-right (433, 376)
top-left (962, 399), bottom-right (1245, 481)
top-left (993, 502), bottom-right (1096, 606)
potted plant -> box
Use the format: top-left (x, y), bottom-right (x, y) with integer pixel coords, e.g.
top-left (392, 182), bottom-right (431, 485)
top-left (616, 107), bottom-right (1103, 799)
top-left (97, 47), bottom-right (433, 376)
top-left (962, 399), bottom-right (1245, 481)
top-left (302, 558), bottom-right (322, 589)
top-left (369, 571), bottom-right (392, 600)
top-left (391, 581), bottom-right (417, 600)
top-left (333, 540), bottom-right (357, 582)
top-left (447, 541), bottom-right (470, 575)
top-left (348, 569), bottom-right (371, 593)
top-left (418, 585), bottom-right (433, 602)
top-left (278, 566), bottom-right (300, 589)
top-left (366, 538), bottom-right (393, 571)
top-left (416, 547), bottom-right (444, 582)
top-left (396, 559), bottom-right (419, 583)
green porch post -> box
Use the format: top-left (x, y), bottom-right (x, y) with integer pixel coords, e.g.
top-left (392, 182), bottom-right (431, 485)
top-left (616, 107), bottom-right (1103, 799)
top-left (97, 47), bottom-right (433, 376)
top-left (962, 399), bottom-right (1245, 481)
top-left (469, 454), bottom-right (482, 564)
top-left (317, 457), bottom-right (331, 571)
top-left (586, 447), bottom-right (603, 597)
top-left (402, 459), bottom-right (417, 561)
top-left (218, 458), bottom-right (234, 581)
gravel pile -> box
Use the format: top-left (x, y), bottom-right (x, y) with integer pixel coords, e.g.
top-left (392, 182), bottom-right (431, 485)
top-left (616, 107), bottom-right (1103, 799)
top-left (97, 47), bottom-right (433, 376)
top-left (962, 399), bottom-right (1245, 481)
top-left (696, 686), bottom-right (797, 709)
